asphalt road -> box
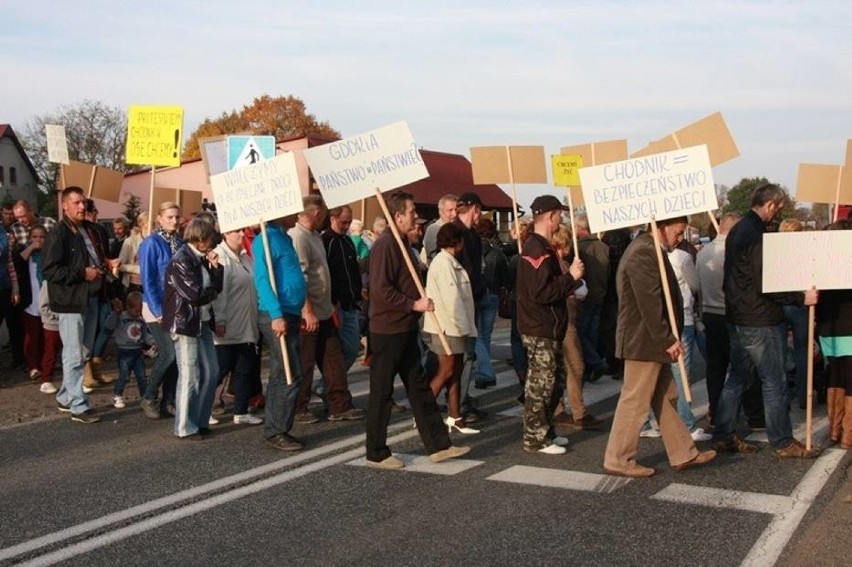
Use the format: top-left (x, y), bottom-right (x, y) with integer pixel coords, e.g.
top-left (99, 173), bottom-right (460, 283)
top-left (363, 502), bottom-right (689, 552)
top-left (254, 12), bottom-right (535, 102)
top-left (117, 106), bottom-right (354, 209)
top-left (0, 329), bottom-right (848, 566)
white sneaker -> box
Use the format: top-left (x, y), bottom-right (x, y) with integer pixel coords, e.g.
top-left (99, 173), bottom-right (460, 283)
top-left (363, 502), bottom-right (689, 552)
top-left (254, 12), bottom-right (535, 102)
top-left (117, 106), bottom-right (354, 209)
top-left (82, 385), bottom-right (93, 394)
top-left (39, 382), bottom-right (57, 394)
top-left (113, 396), bottom-right (126, 409)
top-left (640, 427), bottom-right (661, 438)
top-left (233, 414), bottom-right (264, 425)
top-left (208, 416), bottom-right (220, 426)
top-left (538, 444), bottom-right (567, 455)
top-left (690, 428), bottom-right (712, 442)
top-left (552, 436), bottom-right (570, 447)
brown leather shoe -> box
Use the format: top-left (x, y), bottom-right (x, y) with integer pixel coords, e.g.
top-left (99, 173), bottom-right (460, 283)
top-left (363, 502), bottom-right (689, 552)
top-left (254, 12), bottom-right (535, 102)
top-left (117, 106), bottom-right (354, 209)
top-left (774, 439), bottom-right (820, 459)
top-left (673, 450), bottom-right (717, 472)
top-left (713, 436), bottom-right (759, 454)
top-left (604, 463), bottom-right (655, 478)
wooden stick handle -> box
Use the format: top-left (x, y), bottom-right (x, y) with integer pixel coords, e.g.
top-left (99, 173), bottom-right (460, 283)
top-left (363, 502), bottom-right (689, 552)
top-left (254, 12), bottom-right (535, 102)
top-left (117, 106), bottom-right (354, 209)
top-left (805, 303), bottom-right (815, 451)
top-left (260, 221), bottom-right (293, 385)
top-left (708, 213), bottom-right (720, 234)
top-left (374, 188), bottom-right (452, 356)
top-left (506, 146), bottom-right (522, 255)
top-left (147, 166), bottom-right (156, 234)
top-left (567, 190), bottom-right (579, 256)
top-left (833, 167), bottom-right (843, 223)
top-left (87, 166), bottom-right (98, 199)
top-left (650, 217), bottom-right (692, 402)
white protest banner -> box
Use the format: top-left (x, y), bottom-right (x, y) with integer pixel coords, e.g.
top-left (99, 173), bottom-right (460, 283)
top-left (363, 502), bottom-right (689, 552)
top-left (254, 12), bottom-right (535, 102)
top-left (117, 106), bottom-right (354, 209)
top-left (762, 231), bottom-right (852, 293)
top-left (209, 152), bottom-right (302, 233)
top-left (579, 145), bottom-right (716, 233)
top-left (45, 124), bottom-right (69, 165)
top-left (303, 121), bottom-right (428, 209)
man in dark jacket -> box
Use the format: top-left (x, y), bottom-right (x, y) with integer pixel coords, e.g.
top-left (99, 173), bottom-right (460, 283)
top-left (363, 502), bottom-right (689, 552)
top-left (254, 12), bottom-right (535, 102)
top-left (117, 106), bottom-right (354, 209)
top-left (41, 187), bottom-right (108, 424)
top-left (575, 214), bottom-right (610, 382)
top-left (713, 183), bottom-right (820, 458)
top-left (603, 216), bottom-right (715, 477)
top-left (365, 191), bottom-right (469, 469)
top-left (517, 195), bottom-right (584, 455)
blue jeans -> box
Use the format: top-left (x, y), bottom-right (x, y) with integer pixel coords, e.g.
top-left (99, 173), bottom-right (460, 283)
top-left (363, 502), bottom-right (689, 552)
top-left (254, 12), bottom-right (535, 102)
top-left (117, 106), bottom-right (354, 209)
top-left (670, 324), bottom-right (698, 431)
top-left (91, 300), bottom-right (113, 357)
top-left (338, 307), bottom-right (361, 372)
top-left (713, 323), bottom-right (793, 449)
top-left (578, 302), bottom-right (604, 370)
top-left (56, 297), bottom-right (99, 414)
top-left (114, 348), bottom-right (147, 397)
top-left (144, 322), bottom-right (178, 406)
top-left (173, 325), bottom-right (219, 437)
top-left (474, 293), bottom-right (499, 385)
top-left (259, 312), bottom-right (302, 439)
top-left (783, 305), bottom-right (808, 407)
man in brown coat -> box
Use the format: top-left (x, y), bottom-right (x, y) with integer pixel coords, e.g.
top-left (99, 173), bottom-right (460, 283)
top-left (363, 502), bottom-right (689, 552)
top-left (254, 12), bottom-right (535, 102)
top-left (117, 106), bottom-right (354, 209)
top-left (603, 216), bottom-right (716, 477)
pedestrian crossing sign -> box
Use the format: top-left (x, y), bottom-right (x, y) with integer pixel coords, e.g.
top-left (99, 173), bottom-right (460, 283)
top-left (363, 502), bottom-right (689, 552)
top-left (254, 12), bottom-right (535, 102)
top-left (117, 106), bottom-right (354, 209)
top-left (227, 135), bottom-right (277, 170)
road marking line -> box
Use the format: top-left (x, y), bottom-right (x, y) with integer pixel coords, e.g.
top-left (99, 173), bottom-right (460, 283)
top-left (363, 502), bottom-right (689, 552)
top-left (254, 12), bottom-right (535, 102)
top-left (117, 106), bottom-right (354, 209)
top-left (487, 465), bottom-right (632, 494)
top-left (740, 448), bottom-right (847, 567)
top-left (0, 421), bottom-right (413, 563)
top-left (346, 454), bottom-right (484, 475)
top-left (13, 427), bottom-right (424, 567)
top-left (651, 484), bottom-right (794, 515)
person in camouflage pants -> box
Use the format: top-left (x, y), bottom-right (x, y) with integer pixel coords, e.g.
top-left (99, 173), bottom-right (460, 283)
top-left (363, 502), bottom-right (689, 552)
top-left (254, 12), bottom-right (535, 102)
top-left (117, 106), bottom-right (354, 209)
top-left (521, 335), bottom-right (566, 449)
top-left (516, 195), bottom-right (584, 455)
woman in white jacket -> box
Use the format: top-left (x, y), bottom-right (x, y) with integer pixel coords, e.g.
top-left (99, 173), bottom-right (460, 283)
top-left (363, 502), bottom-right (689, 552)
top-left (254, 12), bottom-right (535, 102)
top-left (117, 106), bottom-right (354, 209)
top-left (423, 223), bottom-right (479, 434)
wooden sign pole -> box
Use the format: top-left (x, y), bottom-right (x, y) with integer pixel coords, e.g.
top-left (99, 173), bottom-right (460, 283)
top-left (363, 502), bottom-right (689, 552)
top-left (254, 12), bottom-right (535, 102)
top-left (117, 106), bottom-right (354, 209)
top-left (87, 166), bottom-right (98, 199)
top-left (374, 188), bottom-right (452, 356)
top-left (833, 167), bottom-right (843, 223)
top-left (567, 190), bottom-right (579, 256)
top-left (147, 166), bottom-right (156, 234)
top-left (259, 220), bottom-right (293, 385)
top-left (805, 302), bottom-right (815, 451)
top-left (649, 217), bottom-right (692, 402)
top-left (59, 163), bottom-right (67, 191)
top-left (505, 147), bottom-right (523, 255)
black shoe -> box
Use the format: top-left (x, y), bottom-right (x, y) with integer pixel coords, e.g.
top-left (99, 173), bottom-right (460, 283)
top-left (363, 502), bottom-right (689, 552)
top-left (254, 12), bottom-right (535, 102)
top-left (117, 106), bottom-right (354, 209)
top-left (463, 407), bottom-right (487, 424)
top-left (71, 409), bottom-right (101, 424)
top-left (265, 433), bottom-right (304, 452)
top-left (57, 402), bottom-right (72, 413)
top-left (198, 427), bottom-right (213, 436)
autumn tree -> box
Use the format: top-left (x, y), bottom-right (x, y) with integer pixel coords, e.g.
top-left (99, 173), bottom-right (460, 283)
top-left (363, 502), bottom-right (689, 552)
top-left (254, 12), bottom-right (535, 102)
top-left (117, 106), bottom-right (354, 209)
top-left (19, 100), bottom-right (131, 196)
top-left (722, 176), bottom-right (796, 219)
top-left (183, 95), bottom-right (340, 159)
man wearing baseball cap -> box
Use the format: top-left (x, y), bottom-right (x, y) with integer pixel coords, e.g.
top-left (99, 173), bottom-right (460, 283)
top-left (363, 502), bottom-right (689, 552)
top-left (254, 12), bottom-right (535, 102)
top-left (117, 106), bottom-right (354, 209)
top-left (516, 195), bottom-right (584, 454)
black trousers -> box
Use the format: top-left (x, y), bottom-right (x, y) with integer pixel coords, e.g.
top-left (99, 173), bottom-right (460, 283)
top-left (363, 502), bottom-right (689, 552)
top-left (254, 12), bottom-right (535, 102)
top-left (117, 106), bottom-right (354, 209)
top-left (704, 312), bottom-right (764, 425)
top-left (215, 342), bottom-right (258, 415)
top-left (366, 329), bottom-right (451, 462)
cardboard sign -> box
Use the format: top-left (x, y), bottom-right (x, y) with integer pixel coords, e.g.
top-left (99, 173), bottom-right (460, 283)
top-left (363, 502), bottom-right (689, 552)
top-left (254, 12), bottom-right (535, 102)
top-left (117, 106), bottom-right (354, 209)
top-left (125, 105), bottom-right (184, 167)
top-left (45, 124), bottom-right (69, 165)
top-left (630, 112), bottom-right (739, 167)
top-left (152, 187), bottom-right (203, 216)
top-left (60, 160), bottom-right (124, 203)
top-left (763, 231), bottom-right (852, 292)
top-left (210, 152), bottom-right (302, 233)
top-left (560, 139), bottom-right (628, 171)
top-left (304, 121), bottom-right (428, 209)
top-left (552, 154), bottom-right (583, 187)
top-left (227, 135), bottom-right (276, 170)
top-left (846, 139), bottom-right (852, 165)
top-left (470, 146), bottom-right (547, 185)
top-left (579, 145), bottom-right (717, 232)
top-left (796, 163), bottom-right (852, 205)
top-left (198, 136), bottom-right (229, 178)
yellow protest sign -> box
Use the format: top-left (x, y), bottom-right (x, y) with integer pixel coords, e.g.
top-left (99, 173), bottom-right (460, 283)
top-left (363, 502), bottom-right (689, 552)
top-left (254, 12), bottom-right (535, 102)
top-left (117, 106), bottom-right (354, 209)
top-left (552, 154), bottom-right (583, 187)
top-left (126, 105), bottom-right (184, 167)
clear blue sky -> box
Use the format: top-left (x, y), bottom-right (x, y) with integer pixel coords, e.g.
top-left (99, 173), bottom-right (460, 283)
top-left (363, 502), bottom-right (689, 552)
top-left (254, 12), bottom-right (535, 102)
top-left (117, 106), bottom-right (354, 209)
top-left (2, 1), bottom-right (850, 209)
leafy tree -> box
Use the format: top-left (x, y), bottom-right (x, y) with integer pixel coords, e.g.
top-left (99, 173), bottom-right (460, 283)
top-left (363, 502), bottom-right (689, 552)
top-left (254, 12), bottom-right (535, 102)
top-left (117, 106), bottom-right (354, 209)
top-left (183, 94), bottom-right (340, 159)
top-left (722, 176), bottom-right (796, 219)
top-left (19, 100), bottom-right (132, 201)
top-left (122, 194), bottom-right (142, 226)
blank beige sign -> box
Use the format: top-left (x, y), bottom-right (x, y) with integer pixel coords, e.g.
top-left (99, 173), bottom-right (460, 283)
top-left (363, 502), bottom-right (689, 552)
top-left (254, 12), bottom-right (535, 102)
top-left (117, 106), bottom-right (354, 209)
top-left (470, 146), bottom-right (547, 184)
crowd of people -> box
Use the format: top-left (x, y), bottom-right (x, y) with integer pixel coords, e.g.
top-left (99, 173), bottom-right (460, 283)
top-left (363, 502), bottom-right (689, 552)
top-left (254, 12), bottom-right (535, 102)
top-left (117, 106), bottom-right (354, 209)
top-left (1, 182), bottom-right (849, 473)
